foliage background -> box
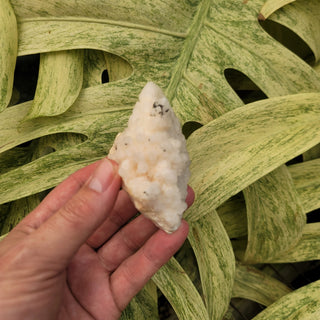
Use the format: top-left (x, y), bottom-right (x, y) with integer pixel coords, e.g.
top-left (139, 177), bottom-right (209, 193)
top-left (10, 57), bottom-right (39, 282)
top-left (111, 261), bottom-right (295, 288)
top-left (0, 0), bottom-right (320, 319)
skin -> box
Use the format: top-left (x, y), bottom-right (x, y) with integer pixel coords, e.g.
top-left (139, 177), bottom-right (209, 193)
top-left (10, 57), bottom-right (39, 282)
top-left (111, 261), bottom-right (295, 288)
top-left (0, 157), bottom-right (194, 320)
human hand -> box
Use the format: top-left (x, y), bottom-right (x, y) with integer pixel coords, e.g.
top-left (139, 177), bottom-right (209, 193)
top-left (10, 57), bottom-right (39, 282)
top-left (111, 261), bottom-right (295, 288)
top-left (0, 158), bottom-right (194, 320)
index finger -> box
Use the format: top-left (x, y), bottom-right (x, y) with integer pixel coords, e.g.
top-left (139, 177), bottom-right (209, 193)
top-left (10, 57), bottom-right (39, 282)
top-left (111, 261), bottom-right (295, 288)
top-left (28, 158), bottom-right (122, 266)
top-left (110, 220), bottom-right (189, 312)
top-left (19, 161), bottom-right (101, 231)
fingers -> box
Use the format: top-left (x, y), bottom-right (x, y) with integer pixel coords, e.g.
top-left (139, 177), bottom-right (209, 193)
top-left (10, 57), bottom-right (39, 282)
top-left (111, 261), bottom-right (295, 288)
top-left (17, 161), bottom-right (101, 231)
top-left (86, 189), bottom-right (138, 249)
top-left (97, 215), bottom-right (158, 271)
top-left (97, 186), bottom-right (193, 311)
top-left (186, 185), bottom-right (195, 208)
top-left (28, 158), bottom-right (121, 265)
top-left (110, 220), bottom-right (189, 311)
top-left (96, 185), bottom-right (195, 268)
top-left (88, 185), bottom-right (195, 250)
top-left (68, 220), bottom-right (189, 318)
top-left (3, 161), bottom-right (101, 250)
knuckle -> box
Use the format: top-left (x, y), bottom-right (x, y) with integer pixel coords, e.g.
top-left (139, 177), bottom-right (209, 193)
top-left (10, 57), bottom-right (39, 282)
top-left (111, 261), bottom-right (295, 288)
top-left (60, 192), bottom-right (96, 226)
top-left (121, 231), bottom-right (140, 254)
top-left (109, 210), bottom-right (128, 229)
top-left (0, 239), bottom-right (33, 270)
top-left (142, 245), bottom-right (164, 271)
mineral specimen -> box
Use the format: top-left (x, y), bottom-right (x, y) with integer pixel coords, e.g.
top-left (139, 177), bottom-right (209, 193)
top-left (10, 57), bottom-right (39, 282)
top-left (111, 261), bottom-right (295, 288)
top-left (108, 82), bottom-right (190, 233)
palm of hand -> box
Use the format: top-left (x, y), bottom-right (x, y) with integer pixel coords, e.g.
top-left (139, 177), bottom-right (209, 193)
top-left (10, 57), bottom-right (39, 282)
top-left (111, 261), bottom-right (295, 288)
top-left (0, 159), bottom-right (192, 320)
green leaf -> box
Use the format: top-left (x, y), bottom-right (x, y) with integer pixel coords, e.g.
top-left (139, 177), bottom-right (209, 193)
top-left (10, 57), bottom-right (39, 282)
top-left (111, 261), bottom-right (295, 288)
top-left (0, 87), bottom-right (132, 205)
top-left (153, 257), bottom-right (209, 320)
top-left (11, 0), bottom-right (320, 123)
top-left (1, 1), bottom-right (320, 318)
top-left (188, 209), bottom-right (235, 319)
top-left (240, 165), bottom-right (305, 264)
top-left (169, 0), bottom-right (320, 123)
top-left (266, 0), bottom-right (320, 62)
top-left (174, 240), bottom-right (202, 295)
top-left (0, 144), bottom-right (32, 175)
top-left (185, 93), bottom-right (320, 223)
top-left (314, 60), bottom-right (320, 73)
top-left (0, 0), bottom-right (18, 111)
top-left (289, 158), bottom-right (320, 214)
top-left (217, 194), bottom-right (247, 239)
top-left (270, 223), bottom-right (320, 263)
top-left (24, 50), bottom-right (84, 119)
top-left (0, 233), bottom-right (7, 242)
top-left (82, 50), bottom-right (132, 88)
top-left (259, 0), bottom-right (296, 20)
top-left (121, 281), bottom-right (159, 320)
top-left (1, 195), bottom-right (40, 234)
top-left (233, 222), bottom-right (320, 264)
top-left (104, 52), bottom-right (133, 83)
top-left (1, 0), bottom-right (319, 206)
top-left (83, 50), bottom-right (108, 88)
top-left (252, 280), bottom-right (320, 320)
top-left (303, 145), bottom-right (320, 162)
top-left (215, 159), bottom-right (320, 240)
top-left (0, 133), bottom-right (86, 234)
top-left (232, 264), bottom-right (292, 306)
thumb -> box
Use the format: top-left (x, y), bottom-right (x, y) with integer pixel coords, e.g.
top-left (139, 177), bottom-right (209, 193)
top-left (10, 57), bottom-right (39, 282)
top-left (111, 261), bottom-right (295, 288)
top-left (29, 158), bottom-right (121, 266)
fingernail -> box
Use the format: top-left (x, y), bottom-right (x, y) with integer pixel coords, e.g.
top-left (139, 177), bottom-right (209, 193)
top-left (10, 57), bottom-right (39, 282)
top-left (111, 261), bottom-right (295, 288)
top-left (88, 158), bottom-right (116, 193)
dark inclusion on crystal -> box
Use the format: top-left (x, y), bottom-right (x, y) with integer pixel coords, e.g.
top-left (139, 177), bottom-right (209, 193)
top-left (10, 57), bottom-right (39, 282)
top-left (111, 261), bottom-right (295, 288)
top-left (153, 102), bottom-right (169, 116)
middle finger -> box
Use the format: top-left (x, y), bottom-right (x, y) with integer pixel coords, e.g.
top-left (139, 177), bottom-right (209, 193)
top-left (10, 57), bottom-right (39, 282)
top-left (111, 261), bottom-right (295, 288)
top-left (97, 215), bottom-right (158, 272)
top-left (86, 189), bottom-right (138, 249)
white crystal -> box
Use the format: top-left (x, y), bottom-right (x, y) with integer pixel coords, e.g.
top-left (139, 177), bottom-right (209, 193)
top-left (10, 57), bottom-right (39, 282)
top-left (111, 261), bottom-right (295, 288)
top-left (108, 82), bottom-right (190, 233)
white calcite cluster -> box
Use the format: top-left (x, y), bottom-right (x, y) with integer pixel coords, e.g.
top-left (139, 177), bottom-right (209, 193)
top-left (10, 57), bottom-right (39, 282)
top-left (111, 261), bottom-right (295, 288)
top-left (108, 82), bottom-right (190, 233)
